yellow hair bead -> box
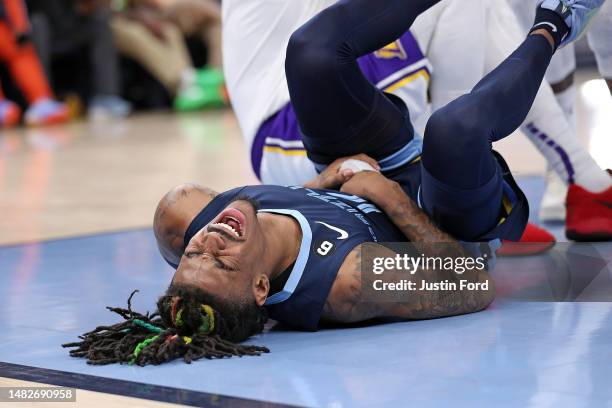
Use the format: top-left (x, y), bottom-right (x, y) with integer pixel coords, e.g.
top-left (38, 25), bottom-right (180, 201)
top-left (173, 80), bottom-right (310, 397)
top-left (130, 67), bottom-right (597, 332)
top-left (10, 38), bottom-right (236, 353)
top-left (199, 304), bottom-right (215, 334)
top-left (203, 304), bottom-right (215, 332)
top-left (175, 308), bottom-right (184, 327)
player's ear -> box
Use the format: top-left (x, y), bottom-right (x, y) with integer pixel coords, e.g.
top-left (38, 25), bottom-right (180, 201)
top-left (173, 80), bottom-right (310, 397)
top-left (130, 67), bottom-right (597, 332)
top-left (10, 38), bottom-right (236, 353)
top-left (252, 274), bottom-right (270, 306)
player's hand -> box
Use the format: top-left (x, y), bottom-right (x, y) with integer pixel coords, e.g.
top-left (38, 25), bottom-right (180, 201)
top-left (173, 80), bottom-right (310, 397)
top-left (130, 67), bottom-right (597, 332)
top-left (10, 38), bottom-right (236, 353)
top-left (339, 171), bottom-right (400, 208)
top-left (304, 154), bottom-right (380, 190)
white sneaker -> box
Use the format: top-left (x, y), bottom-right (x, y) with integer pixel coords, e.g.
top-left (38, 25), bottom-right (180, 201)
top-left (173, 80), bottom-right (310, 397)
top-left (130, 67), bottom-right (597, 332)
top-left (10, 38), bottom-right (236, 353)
top-left (539, 0), bottom-right (606, 48)
top-left (88, 95), bottom-right (132, 121)
top-left (540, 168), bottom-right (568, 222)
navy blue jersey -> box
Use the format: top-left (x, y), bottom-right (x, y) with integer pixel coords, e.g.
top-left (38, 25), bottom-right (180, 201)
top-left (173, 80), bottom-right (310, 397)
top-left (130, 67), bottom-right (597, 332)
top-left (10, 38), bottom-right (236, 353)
top-left (172, 154), bottom-right (520, 330)
top-left (179, 185), bottom-right (406, 331)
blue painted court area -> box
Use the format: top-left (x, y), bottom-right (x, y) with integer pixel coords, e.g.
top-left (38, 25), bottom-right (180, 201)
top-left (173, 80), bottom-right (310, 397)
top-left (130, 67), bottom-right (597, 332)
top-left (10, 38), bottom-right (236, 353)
top-left (1, 178), bottom-right (612, 408)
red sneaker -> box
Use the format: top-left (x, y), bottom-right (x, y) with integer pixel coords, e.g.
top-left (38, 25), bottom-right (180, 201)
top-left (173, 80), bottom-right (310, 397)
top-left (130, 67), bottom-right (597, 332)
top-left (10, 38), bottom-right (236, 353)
top-left (24, 99), bottom-right (70, 127)
top-left (566, 176), bottom-right (612, 242)
top-left (498, 223), bottom-right (556, 256)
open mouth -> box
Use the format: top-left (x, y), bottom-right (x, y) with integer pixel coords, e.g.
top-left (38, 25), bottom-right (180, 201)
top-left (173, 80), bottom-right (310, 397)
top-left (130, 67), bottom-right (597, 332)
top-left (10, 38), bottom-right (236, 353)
top-left (211, 208), bottom-right (245, 239)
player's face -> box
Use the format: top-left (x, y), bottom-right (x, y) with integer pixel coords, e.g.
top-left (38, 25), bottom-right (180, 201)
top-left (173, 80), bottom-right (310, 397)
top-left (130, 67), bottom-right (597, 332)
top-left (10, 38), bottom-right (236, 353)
top-left (172, 199), bottom-right (268, 302)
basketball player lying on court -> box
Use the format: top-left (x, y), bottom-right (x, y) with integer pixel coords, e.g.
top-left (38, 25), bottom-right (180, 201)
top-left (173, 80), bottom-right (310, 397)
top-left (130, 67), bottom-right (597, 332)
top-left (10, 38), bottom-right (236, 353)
top-left (64, 0), bottom-right (604, 366)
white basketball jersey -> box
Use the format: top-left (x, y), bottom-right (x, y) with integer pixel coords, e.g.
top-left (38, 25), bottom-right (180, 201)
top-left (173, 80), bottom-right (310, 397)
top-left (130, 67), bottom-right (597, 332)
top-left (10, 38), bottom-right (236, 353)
top-left (222, 0), bottom-right (336, 147)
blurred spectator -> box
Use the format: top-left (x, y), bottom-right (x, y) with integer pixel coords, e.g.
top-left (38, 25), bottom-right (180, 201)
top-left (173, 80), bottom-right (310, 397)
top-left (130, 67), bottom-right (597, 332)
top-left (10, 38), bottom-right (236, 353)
top-left (0, 0), bottom-right (69, 127)
top-left (157, 0), bottom-right (222, 69)
top-left (111, 0), bottom-right (225, 111)
top-left (27, 0), bottom-right (132, 119)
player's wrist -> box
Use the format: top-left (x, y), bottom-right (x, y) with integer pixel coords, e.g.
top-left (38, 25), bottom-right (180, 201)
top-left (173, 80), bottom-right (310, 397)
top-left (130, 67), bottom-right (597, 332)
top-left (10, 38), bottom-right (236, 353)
top-left (370, 179), bottom-right (403, 211)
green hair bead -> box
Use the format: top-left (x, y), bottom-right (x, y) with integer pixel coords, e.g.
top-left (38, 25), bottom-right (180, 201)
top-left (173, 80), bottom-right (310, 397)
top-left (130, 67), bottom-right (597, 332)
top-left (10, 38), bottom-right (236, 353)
top-left (129, 335), bottom-right (160, 365)
top-left (132, 319), bottom-right (163, 334)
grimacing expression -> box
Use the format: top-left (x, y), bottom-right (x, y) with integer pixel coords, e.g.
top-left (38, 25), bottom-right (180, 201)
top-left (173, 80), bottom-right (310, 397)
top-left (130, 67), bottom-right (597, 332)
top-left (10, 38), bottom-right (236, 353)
top-left (172, 199), bottom-right (268, 303)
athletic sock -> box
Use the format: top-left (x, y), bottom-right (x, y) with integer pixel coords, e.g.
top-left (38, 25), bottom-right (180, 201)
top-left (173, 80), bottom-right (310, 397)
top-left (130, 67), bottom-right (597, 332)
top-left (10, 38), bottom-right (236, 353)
top-left (530, 6), bottom-right (570, 50)
top-left (554, 83), bottom-right (577, 128)
top-left (522, 86), bottom-right (612, 193)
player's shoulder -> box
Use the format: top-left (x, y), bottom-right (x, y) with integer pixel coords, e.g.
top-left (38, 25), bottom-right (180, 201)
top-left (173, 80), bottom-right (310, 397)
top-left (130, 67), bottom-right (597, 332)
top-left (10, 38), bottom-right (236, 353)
top-left (153, 184), bottom-right (218, 268)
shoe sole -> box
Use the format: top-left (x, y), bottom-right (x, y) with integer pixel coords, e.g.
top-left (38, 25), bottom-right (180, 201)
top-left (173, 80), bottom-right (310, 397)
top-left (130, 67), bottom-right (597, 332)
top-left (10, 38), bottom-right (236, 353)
top-left (0, 119), bottom-right (20, 128)
top-left (566, 229), bottom-right (612, 242)
top-left (498, 240), bottom-right (556, 257)
top-left (25, 113), bottom-right (70, 127)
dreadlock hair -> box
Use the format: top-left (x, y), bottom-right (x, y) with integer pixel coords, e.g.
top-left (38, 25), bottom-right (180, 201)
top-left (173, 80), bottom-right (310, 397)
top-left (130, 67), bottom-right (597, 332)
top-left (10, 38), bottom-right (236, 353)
top-left (62, 286), bottom-right (269, 366)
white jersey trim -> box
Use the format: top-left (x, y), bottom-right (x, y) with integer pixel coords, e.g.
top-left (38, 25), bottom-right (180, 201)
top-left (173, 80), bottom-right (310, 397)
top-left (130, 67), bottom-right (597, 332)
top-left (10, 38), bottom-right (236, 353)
top-left (260, 209), bottom-right (312, 305)
top-left (376, 59), bottom-right (432, 89)
top-left (264, 137), bottom-right (305, 149)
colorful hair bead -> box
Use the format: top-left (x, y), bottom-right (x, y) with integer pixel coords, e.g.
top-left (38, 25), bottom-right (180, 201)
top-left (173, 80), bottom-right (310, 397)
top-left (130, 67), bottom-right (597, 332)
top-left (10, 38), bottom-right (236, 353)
top-left (198, 304), bottom-right (215, 334)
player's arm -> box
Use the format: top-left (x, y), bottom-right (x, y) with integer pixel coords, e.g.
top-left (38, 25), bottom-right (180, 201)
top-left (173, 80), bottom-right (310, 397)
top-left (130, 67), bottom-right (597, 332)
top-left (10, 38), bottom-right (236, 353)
top-left (322, 242), bottom-right (494, 323)
top-left (153, 183), bottom-right (218, 267)
top-left (322, 172), bottom-right (495, 323)
top-left (340, 171), bottom-right (469, 247)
